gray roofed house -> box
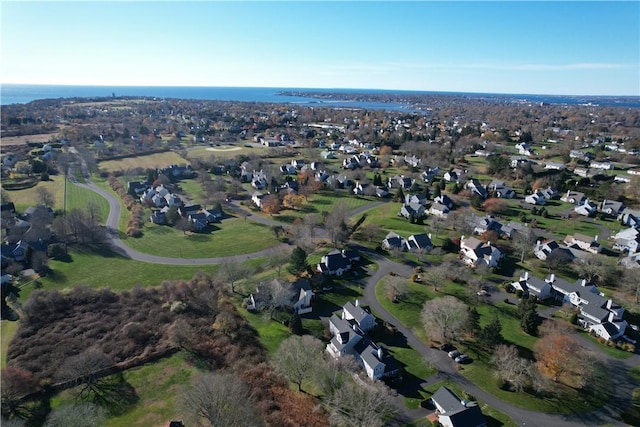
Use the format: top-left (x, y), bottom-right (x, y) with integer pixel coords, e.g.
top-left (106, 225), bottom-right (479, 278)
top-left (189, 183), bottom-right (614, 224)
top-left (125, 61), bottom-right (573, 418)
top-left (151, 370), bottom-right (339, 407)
top-left (600, 199), bottom-right (625, 216)
top-left (561, 190), bottom-right (586, 205)
top-left (511, 271), bottom-right (552, 299)
top-left (459, 236), bottom-right (503, 268)
top-left (406, 233), bottom-right (433, 252)
top-left (400, 203), bottom-right (426, 219)
top-left (342, 300), bottom-right (376, 332)
top-left (434, 194), bottom-right (454, 209)
top-left (431, 386), bottom-right (487, 427)
top-left (317, 249), bottom-right (353, 276)
top-left (429, 202), bottom-right (451, 218)
top-left (382, 231), bottom-right (406, 251)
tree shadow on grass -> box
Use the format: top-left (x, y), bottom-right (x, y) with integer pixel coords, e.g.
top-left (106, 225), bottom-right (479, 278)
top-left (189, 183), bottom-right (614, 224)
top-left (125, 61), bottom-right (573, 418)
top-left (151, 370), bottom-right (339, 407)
top-left (484, 415), bottom-right (506, 427)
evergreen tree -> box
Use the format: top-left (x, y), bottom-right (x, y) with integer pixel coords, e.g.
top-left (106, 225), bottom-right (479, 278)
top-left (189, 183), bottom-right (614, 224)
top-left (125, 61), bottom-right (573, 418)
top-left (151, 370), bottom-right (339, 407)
top-left (518, 296), bottom-right (539, 335)
top-left (288, 246), bottom-right (309, 277)
top-left (477, 317), bottom-right (503, 349)
top-left (466, 307), bottom-right (481, 334)
top-left (433, 185), bottom-right (442, 198)
top-left (395, 186), bottom-right (405, 202)
top-left (424, 185), bottom-right (431, 199)
top-left (439, 179), bottom-right (446, 190)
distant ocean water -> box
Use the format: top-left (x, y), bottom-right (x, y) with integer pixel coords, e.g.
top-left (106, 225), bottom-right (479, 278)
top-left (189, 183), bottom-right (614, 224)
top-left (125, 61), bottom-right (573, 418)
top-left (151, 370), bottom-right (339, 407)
top-left (1, 84), bottom-right (639, 109)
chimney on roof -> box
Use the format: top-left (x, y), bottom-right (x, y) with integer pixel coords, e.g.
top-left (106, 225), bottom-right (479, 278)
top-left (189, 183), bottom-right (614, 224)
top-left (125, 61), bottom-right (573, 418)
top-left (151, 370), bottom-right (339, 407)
top-left (581, 279), bottom-right (587, 287)
top-left (594, 235), bottom-right (598, 242)
top-left (524, 271), bottom-right (529, 281)
top-left (377, 347), bottom-right (383, 360)
top-left (550, 273), bottom-right (555, 283)
top-left (355, 299), bottom-right (359, 307)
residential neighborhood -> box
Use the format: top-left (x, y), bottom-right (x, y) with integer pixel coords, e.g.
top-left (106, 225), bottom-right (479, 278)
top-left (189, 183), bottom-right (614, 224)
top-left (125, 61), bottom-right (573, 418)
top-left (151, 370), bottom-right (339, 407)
top-left (2, 90), bottom-right (640, 427)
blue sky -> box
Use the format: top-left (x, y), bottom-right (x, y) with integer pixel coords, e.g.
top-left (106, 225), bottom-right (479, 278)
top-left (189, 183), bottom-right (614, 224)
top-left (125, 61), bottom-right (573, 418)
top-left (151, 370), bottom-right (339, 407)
top-left (1, 1), bottom-right (638, 95)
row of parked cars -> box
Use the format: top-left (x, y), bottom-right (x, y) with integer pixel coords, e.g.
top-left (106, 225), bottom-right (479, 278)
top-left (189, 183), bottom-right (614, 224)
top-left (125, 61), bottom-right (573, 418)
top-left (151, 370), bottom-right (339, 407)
top-left (439, 343), bottom-right (470, 364)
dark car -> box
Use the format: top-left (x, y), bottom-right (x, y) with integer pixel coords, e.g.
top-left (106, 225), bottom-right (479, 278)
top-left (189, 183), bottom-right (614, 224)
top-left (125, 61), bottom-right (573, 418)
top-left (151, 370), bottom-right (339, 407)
top-left (439, 343), bottom-right (456, 352)
top-left (448, 350), bottom-right (461, 359)
top-left (455, 354), bottom-right (470, 364)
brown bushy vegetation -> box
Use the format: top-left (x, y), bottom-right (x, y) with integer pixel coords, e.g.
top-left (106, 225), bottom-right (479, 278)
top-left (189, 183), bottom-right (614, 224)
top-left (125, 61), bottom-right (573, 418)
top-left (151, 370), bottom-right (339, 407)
top-left (5, 273), bottom-right (329, 426)
top-left (108, 174), bottom-right (144, 237)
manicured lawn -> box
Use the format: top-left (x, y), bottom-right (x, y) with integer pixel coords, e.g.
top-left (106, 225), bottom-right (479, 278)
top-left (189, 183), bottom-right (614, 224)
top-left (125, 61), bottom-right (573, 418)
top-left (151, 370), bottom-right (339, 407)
top-left (630, 365), bottom-right (640, 382)
top-left (39, 248), bottom-right (211, 293)
top-left (264, 191), bottom-right (377, 224)
top-left (119, 217), bottom-right (277, 258)
top-left (4, 176), bottom-right (109, 221)
top-left (187, 145), bottom-right (267, 160)
top-left (98, 151), bottom-right (187, 173)
top-left (361, 202), bottom-right (431, 236)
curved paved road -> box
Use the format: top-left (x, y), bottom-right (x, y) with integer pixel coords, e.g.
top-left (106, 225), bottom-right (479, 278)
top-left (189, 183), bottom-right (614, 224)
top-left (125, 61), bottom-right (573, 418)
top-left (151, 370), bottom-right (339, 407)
top-left (358, 246), bottom-right (638, 426)
top-left (74, 165), bottom-right (635, 426)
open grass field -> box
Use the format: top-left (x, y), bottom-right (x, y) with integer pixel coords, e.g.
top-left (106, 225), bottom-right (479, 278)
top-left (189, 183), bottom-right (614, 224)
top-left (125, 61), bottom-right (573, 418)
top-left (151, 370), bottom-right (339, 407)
top-left (39, 248), bottom-right (212, 293)
top-left (50, 352), bottom-right (199, 427)
top-left (4, 176), bottom-right (110, 220)
top-left (270, 191), bottom-right (377, 224)
top-left (0, 132), bottom-right (59, 147)
top-left (119, 217), bottom-right (277, 258)
top-left (98, 151), bottom-right (188, 173)
top-left (359, 202), bottom-right (431, 236)
top-left (187, 145), bottom-right (268, 160)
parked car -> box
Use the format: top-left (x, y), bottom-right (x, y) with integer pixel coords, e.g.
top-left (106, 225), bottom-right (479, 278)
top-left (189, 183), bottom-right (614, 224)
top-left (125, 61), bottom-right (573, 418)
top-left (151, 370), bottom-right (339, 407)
top-left (455, 354), bottom-right (470, 364)
top-left (476, 289), bottom-right (489, 296)
top-left (448, 350), bottom-right (461, 359)
top-left (439, 343), bottom-right (456, 352)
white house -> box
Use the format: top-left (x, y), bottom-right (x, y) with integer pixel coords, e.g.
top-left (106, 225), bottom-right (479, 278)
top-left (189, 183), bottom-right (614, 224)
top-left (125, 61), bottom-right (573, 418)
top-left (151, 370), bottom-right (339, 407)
top-left (511, 271), bottom-right (552, 299)
top-left (429, 202), bottom-right (450, 218)
top-left (574, 200), bottom-right (598, 217)
top-left (563, 233), bottom-right (602, 254)
top-left (561, 190), bottom-right (587, 205)
top-left (459, 236), bottom-right (503, 268)
top-left (524, 192), bottom-right (546, 205)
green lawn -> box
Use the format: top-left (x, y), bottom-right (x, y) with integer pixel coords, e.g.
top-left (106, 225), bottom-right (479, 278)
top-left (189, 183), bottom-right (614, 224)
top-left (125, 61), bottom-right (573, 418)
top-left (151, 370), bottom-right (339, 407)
top-left (39, 248), bottom-right (212, 293)
top-left (119, 217), bottom-right (277, 258)
top-left (4, 176), bottom-right (110, 221)
top-left (1, 320), bottom-right (19, 368)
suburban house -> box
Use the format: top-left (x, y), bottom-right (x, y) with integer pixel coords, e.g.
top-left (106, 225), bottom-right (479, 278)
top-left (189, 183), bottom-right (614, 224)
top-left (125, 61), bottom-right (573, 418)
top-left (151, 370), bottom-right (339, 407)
top-left (573, 167), bottom-right (592, 178)
top-left (444, 168), bottom-right (466, 183)
top-left (317, 248), bottom-right (360, 276)
top-left (434, 194), bottom-right (454, 209)
top-left (382, 232), bottom-right (406, 251)
top-left (515, 142), bottom-right (534, 156)
top-left (561, 190), bottom-right (587, 205)
top-left (539, 187), bottom-right (559, 200)
top-left (429, 202), bottom-right (450, 218)
top-left (524, 192), bottom-right (546, 205)
top-left (430, 386), bottom-right (487, 427)
top-left (246, 279), bottom-right (314, 315)
top-left (326, 301), bottom-right (399, 380)
top-left (574, 200), bottom-right (598, 217)
top-left (465, 179), bottom-right (488, 199)
top-left (600, 199), bottom-right (625, 216)
top-left (545, 274), bottom-right (627, 340)
top-left (405, 233), bottom-right (433, 252)
top-left (399, 202), bottom-right (426, 220)
top-left (510, 271), bottom-right (552, 299)
top-left (563, 233), bottom-right (602, 254)
top-left (590, 161), bottom-right (614, 170)
top-left (459, 236), bottom-right (503, 268)
top-left (468, 215), bottom-right (502, 236)
top-left (251, 192), bottom-right (265, 208)
top-left (292, 280), bottom-right (314, 315)
top-left (618, 208), bottom-right (640, 227)
top-left (544, 162), bottom-right (566, 170)
top-left (489, 180), bottom-right (515, 199)
top-left (150, 210), bottom-right (167, 225)
top-left (405, 194), bottom-right (428, 206)
top-left (421, 167), bottom-right (440, 182)
top-left (388, 175), bottom-right (414, 190)
top-left (613, 227), bottom-right (640, 253)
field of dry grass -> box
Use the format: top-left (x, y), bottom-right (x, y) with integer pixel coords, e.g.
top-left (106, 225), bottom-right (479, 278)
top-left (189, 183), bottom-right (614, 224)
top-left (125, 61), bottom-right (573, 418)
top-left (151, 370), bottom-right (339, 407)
top-left (0, 132), bottom-right (59, 146)
top-left (98, 151), bottom-right (188, 172)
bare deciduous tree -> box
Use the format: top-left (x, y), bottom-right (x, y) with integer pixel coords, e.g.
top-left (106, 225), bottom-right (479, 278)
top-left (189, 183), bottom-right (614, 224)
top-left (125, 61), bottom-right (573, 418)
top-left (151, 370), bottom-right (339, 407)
top-left (181, 371), bottom-right (262, 427)
top-left (35, 187), bottom-right (55, 208)
top-left (274, 335), bottom-right (324, 392)
top-left (383, 276), bottom-right (409, 302)
top-left (327, 379), bottom-right (397, 427)
top-left (491, 344), bottom-right (532, 392)
top-left (420, 296), bottom-right (469, 342)
top-left (217, 261), bottom-right (251, 294)
top-left (43, 402), bottom-right (106, 427)
top-left (324, 202), bottom-right (350, 246)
